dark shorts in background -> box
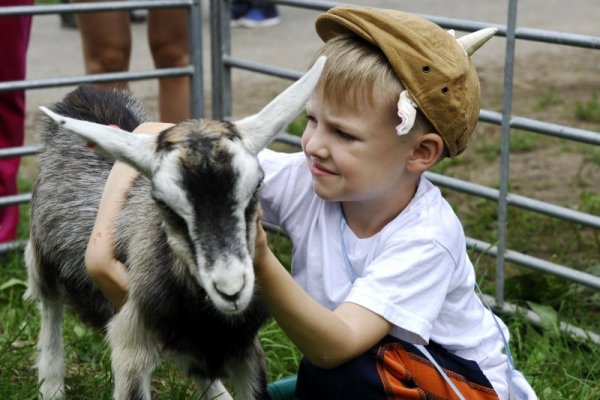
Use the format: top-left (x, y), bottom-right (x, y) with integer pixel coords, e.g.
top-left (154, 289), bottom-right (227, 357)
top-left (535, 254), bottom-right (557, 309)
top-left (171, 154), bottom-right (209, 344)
top-left (295, 335), bottom-right (499, 400)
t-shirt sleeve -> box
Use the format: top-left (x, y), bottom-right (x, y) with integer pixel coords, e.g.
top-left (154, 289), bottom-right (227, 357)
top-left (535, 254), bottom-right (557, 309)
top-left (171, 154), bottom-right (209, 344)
top-left (344, 235), bottom-right (457, 344)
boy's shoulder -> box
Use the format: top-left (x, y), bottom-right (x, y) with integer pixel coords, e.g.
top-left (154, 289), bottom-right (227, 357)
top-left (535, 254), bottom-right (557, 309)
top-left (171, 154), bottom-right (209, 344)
top-left (383, 177), bottom-right (466, 254)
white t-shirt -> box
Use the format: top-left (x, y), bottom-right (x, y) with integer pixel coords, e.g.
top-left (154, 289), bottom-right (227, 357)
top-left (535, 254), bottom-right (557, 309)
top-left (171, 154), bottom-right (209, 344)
top-left (258, 149), bottom-right (511, 399)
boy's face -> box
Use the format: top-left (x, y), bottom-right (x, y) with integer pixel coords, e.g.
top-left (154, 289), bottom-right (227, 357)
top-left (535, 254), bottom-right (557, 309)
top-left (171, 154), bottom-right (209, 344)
top-left (301, 94), bottom-right (416, 204)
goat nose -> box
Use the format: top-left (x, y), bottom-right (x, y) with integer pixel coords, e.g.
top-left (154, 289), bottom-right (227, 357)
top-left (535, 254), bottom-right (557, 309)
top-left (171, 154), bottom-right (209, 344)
top-left (213, 281), bottom-right (243, 302)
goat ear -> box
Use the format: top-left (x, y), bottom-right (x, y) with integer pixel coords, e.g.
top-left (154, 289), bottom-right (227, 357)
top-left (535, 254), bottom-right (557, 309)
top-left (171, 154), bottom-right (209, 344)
top-left (235, 56), bottom-right (326, 155)
top-left (40, 106), bottom-right (156, 176)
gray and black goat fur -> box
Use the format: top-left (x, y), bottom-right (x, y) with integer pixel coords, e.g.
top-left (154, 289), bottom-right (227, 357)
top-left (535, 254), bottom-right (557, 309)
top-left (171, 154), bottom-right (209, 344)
top-left (26, 86), bottom-right (267, 399)
top-left (23, 52), bottom-right (325, 400)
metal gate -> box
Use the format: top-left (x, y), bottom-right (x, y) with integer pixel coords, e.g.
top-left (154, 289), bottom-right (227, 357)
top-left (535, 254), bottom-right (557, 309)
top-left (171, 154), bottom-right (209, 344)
top-left (0, 0), bottom-right (205, 249)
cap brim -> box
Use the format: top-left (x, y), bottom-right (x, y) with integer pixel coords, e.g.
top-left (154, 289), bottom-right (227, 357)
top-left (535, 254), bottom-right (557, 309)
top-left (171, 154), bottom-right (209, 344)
top-left (315, 7), bottom-right (376, 45)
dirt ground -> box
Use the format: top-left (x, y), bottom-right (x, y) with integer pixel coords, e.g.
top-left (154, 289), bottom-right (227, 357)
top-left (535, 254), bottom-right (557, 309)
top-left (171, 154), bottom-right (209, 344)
top-left (22, 0), bottom-right (600, 209)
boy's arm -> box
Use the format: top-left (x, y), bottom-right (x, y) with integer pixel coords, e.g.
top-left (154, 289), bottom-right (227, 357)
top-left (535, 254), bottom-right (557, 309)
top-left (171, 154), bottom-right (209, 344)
top-left (85, 122), bottom-right (174, 309)
top-left (254, 218), bottom-right (392, 369)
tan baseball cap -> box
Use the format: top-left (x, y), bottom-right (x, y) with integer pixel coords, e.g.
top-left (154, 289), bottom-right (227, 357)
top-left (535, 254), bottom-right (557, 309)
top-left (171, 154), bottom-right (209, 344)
top-left (315, 6), bottom-right (496, 157)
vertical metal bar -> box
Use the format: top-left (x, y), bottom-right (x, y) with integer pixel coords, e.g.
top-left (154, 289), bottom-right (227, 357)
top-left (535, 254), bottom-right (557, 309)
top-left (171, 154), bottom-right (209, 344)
top-left (188, 0), bottom-right (204, 118)
top-left (210, 0), bottom-right (232, 120)
top-left (496, 0), bottom-right (518, 308)
top-left (209, 0), bottom-right (223, 119)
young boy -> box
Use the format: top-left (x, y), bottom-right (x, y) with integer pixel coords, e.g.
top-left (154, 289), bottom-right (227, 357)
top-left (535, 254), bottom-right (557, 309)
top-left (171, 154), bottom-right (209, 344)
top-left (86, 6), bottom-right (537, 400)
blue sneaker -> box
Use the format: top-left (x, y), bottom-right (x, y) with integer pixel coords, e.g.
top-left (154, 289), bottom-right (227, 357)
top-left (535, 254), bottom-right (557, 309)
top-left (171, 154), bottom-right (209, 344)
top-left (239, 5), bottom-right (281, 28)
top-left (231, 1), bottom-right (251, 27)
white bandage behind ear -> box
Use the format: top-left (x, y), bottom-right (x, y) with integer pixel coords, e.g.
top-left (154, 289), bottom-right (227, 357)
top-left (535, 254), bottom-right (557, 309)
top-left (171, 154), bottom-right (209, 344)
top-left (396, 90), bottom-right (418, 136)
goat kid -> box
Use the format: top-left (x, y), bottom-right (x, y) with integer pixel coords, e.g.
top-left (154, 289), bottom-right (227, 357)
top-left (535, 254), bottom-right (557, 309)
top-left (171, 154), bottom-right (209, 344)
top-left (25, 57), bottom-right (326, 399)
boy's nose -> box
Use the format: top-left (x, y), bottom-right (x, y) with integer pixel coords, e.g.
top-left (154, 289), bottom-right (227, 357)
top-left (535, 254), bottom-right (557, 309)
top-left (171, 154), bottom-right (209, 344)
top-left (303, 128), bottom-right (329, 159)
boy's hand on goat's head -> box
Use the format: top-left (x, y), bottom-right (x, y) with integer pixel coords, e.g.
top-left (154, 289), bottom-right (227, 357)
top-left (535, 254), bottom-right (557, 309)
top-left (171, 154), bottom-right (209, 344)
top-left (253, 208), bottom-right (271, 274)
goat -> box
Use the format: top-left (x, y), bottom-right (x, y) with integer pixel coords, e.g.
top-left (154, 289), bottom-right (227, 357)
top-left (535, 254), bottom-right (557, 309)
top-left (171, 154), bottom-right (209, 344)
top-left (24, 57), bottom-right (325, 399)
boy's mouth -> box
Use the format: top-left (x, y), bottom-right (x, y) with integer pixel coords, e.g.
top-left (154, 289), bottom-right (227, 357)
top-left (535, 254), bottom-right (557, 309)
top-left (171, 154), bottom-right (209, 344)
top-left (310, 161), bottom-right (336, 176)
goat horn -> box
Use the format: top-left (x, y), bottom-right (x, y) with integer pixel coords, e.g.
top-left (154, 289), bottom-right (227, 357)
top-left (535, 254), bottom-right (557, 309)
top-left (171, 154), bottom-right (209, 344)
top-left (457, 27), bottom-right (498, 57)
top-left (236, 56), bottom-right (327, 155)
top-left (39, 106), bottom-right (156, 176)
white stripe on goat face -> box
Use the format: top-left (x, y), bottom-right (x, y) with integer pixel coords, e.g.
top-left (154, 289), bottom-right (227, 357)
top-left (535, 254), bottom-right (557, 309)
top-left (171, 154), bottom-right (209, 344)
top-left (150, 135), bottom-right (262, 315)
top-left (207, 140), bottom-right (262, 312)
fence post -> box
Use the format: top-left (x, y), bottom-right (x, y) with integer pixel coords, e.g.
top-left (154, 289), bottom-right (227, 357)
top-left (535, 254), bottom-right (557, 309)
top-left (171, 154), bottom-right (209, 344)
top-left (496, 0), bottom-right (519, 308)
top-left (188, 0), bottom-right (204, 118)
top-left (210, 0), bottom-right (232, 120)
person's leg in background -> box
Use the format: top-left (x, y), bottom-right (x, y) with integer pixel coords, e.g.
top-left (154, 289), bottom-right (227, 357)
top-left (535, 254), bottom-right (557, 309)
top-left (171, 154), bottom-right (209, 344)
top-left (0, 0), bottom-right (33, 243)
top-left (147, 7), bottom-right (190, 123)
top-left (72, 0), bottom-right (131, 91)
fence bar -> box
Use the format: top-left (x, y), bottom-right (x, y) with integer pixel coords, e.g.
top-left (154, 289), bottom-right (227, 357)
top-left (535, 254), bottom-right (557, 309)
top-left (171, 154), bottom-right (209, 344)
top-left (514, 27), bottom-right (600, 49)
top-left (210, 0), bottom-right (233, 120)
top-left (480, 110), bottom-right (600, 146)
top-left (223, 56), bottom-right (303, 80)
top-left (0, 145), bottom-right (41, 159)
top-left (0, 240), bottom-right (28, 253)
top-left (0, 67), bottom-right (193, 93)
top-left (0, 0), bottom-right (191, 17)
top-left (270, 0), bottom-right (336, 11)
top-left (481, 294), bottom-right (600, 345)
top-left (0, 193), bottom-right (32, 207)
top-left (425, 172), bottom-right (600, 230)
top-left (188, 0), bottom-right (204, 118)
top-left (467, 237), bottom-right (600, 290)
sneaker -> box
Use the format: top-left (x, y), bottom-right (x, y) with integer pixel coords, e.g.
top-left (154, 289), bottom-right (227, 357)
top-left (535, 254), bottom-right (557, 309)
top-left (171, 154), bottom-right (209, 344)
top-left (239, 6), bottom-right (281, 28)
top-left (231, 1), bottom-right (251, 27)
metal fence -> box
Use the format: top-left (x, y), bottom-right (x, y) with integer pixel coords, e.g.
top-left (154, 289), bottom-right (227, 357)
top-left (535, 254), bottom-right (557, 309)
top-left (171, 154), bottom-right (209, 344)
top-left (209, 0), bottom-right (600, 339)
top-left (1, 0), bottom-right (599, 340)
top-left (0, 0), bottom-right (204, 253)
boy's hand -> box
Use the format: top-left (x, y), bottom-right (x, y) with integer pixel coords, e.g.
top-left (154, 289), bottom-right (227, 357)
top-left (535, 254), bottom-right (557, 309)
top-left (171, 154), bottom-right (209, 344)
top-left (253, 208), bottom-right (271, 273)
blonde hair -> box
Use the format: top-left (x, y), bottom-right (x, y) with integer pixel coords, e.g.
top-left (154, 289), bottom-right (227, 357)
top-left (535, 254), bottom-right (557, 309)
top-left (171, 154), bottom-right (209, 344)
top-left (312, 35), bottom-right (400, 112)
top-left (311, 35), bottom-right (435, 138)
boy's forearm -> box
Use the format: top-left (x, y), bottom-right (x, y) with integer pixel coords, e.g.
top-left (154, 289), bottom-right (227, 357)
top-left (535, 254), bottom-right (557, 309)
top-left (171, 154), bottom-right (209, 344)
top-left (89, 259), bottom-right (129, 309)
top-left (256, 251), bottom-right (349, 367)
top-left (255, 250), bottom-right (385, 368)
top-left (85, 122), bottom-right (174, 309)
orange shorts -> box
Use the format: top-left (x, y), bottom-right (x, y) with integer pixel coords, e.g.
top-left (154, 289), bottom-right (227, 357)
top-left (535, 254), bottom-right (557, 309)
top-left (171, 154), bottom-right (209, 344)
top-left (295, 336), bottom-right (500, 400)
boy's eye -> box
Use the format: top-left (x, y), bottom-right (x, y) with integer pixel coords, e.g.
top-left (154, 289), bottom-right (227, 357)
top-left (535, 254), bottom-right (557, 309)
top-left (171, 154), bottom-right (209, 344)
top-left (306, 114), bottom-right (317, 125)
top-left (335, 129), bottom-right (356, 141)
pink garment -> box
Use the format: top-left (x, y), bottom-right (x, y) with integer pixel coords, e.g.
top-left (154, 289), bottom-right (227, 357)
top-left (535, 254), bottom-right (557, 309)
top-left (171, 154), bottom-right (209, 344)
top-left (0, 0), bottom-right (33, 242)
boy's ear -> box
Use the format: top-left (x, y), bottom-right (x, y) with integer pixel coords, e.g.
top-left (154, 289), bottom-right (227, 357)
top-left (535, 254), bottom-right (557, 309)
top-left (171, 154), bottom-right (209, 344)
top-left (406, 133), bottom-right (445, 173)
